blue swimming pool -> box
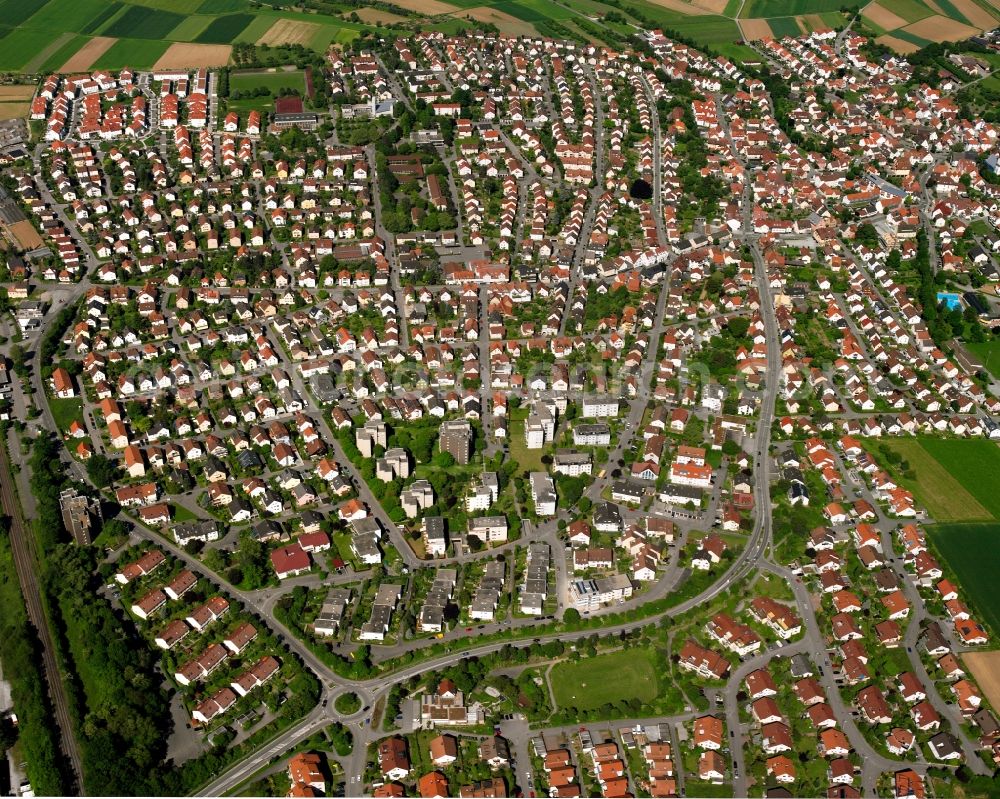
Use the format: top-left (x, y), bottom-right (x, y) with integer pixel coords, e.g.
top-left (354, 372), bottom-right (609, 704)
top-left (937, 292), bottom-right (962, 311)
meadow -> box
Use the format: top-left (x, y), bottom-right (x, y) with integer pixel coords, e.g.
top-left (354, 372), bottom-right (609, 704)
top-left (550, 647), bottom-right (660, 711)
top-left (927, 522), bottom-right (1000, 637)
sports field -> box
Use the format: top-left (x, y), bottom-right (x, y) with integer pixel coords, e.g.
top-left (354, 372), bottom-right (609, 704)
top-left (230, 68), bottom-right (307, 94)
top-left (965, 339), bottom-right (1000, 379)
top-left (550, 648), bottom-right (660, 711)
top-left (927, 522), bottom-right (1000, 637)
top-left (877, 438), bottom-right (1000, 522)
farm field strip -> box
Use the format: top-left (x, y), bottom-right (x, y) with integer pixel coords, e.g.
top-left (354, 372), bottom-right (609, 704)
top-left (876, 0), bottom-right (937, 21)
top-left (0, 28), bottom-right (67, 71)
top-left (194, 12), bottom-right (255, 43)
top-left (375, 0), bottom-right (463, 13)
top-left (21, 31), bottom-right (76, 74)
top-left (740, 0), bottom-right (859, 16)
top-left (59, 35), bottom-right (117, 72)
top-left (645, 0), bottom-right (714, 15)
top-left (863, 1), bottom-right (912, 29)
top-left (91, 37), bottom-right (171, 70)
top-left (902, 11), bottom-right (979, 37)
top-left (153, 42), bottom-right (232, 69)
top-left (876, 32), bottom-right (923, 48)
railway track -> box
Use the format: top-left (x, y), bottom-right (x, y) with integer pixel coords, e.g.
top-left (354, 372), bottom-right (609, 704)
top-left (0, 444), bottom-right (85, 794)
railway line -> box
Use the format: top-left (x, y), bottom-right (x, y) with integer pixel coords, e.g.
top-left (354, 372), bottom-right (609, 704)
top-left (0, 443), bottom-right (85, 794)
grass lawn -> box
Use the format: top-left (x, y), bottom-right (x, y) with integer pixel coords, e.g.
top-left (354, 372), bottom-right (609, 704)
top-left (507, 419), bottom-right (547, 475)
top-left (48, 396), bottom-right (84, 433)
top-left (684, 784), bottom-right (733, 798)
top-left (875, 438), bottom-right (996, 522)
top-left (550, 647), bottom-right (659, 711)
top-left (927, 522), bottom-right (1000, 637)
top-left (172, 504), bottom-right (198, 522)
top-left (332, 532), bottom-right (360, 571)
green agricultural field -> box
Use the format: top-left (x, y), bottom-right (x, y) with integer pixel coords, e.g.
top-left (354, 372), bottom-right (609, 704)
top-left (927, 522), bottom-right (1000, 637)
top-left (0, 28), bottom-right (63, 70)
top-left (195, 12), bottom-right (254, 42)
top-left (878, 0), bottom-right (935, 23)
top-left (617, 1), bottom-right (743, 47)
top-left (91, 37), bottom-right (172, 70)
top-left (128, 0), bottom-right (207, 13)
top-left (16, 0), bottom-right (109, 37)
top-left (917, 438), bottom-right (1000, 519)
top-left (875, 437), bottom-right (1000, 522)
top-left (767, 16), bottom-right (802, 37)
top-left (931, 0), bottom-right (973, 24)
top-left (492, 0), bottom-right (548, 22)
top-left (741, 0), bottom-right (861, 15)
top-left (234, 14), bottom-right (275, 42)
top-left (0, 0), bottom-right (53, 33)
top-left (82, 2), bottom-right (126, 34)
top-left (167, 14), bottom-right (213, 41)
top-left (39, 34), bottom-right (90, 72)
top-left (511, 0), bottom-right (576, 19)
top-left (550, 648), bottom-right (660, 711)
top-left (104, 5), bottom-right (186, 39)
top-left (672, 15), bottom-right (742, 45)
top-left (889, 27), bottom-right (931, 46)
top-left (197, 0), bottom-right (251, 10)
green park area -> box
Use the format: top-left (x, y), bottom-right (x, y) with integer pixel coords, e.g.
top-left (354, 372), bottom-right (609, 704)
top-left (549, 647), bottom-right (659, 712)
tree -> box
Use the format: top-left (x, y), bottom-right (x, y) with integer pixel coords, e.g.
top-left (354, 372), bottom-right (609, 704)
top-left (726, 317), bottom-right (750, 338)
top-left (563, 608), bottom-right (580, 623)
top-left (86, 454), bottom-right (118, 488)
top-left (432, 451), bottom-right (455, 468)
